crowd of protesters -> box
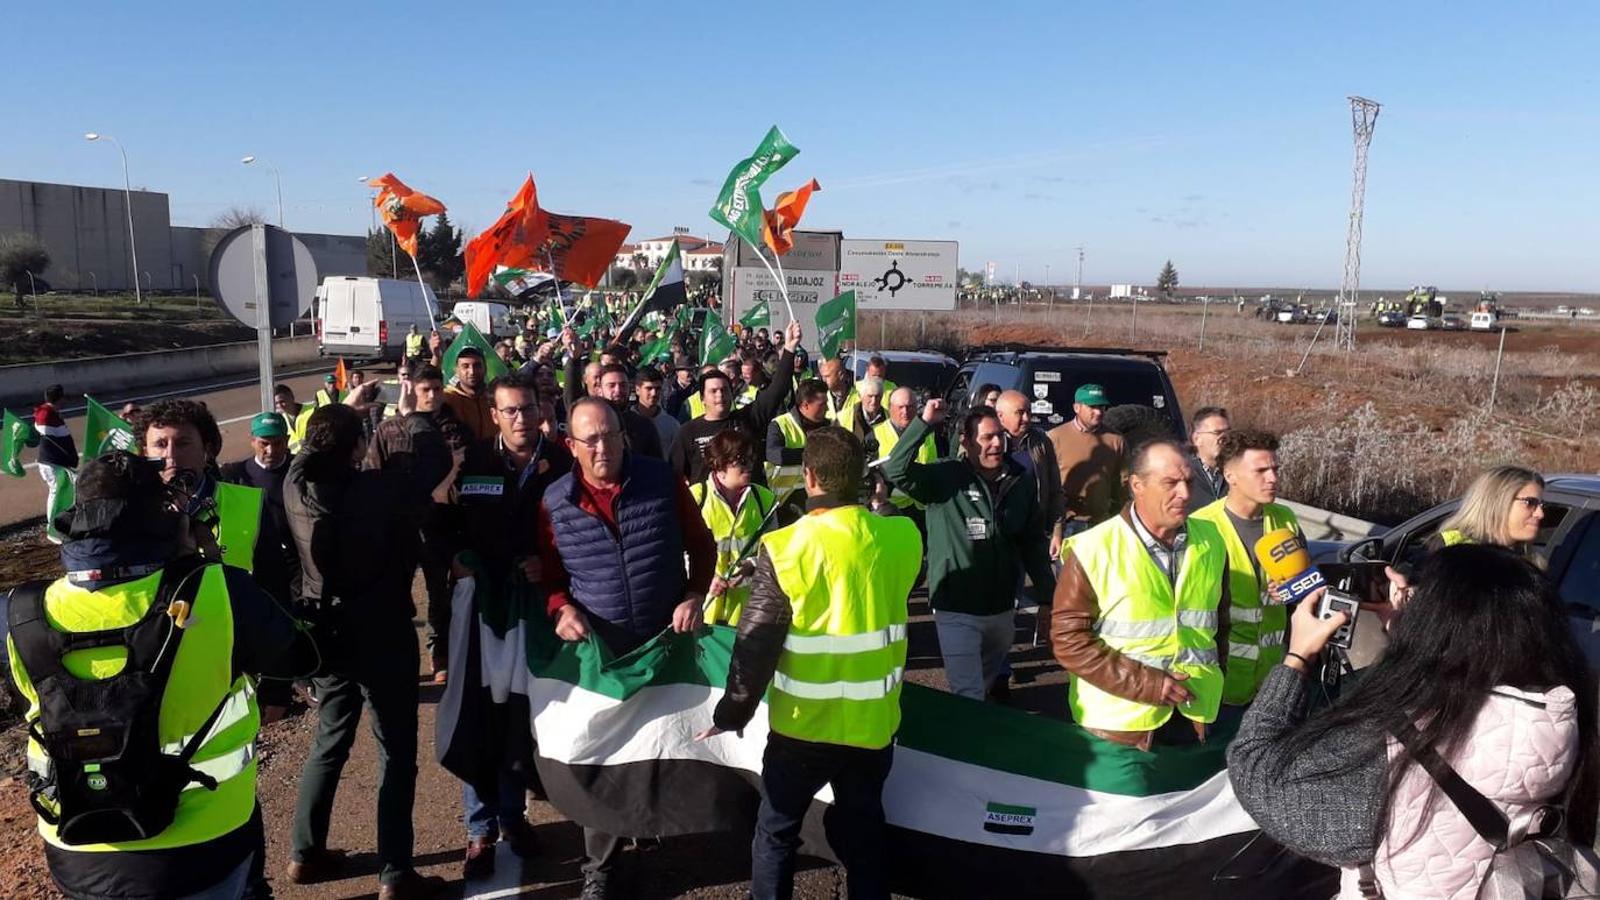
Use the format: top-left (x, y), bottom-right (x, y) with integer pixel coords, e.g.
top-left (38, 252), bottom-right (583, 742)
top-left (3, 293), bottom-right (1596, 900)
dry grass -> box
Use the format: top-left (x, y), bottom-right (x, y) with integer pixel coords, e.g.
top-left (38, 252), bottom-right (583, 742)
top-left (857, 303), bottom-right (1600, 524)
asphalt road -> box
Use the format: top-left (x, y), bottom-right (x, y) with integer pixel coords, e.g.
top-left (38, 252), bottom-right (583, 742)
top-left (0, 365), bottom-right (337, 530)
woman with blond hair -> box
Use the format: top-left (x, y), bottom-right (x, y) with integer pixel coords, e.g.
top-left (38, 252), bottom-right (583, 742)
top-left (1428, 465), bottom-right (1547, 554)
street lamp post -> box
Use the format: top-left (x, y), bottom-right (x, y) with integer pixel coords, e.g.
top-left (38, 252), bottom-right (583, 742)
top-left (84, 132), bottom-right (142, 305)
top-left (242, 155), bottom-right (284, 227)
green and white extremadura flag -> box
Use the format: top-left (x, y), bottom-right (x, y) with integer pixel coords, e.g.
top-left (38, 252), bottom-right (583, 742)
top-left (436, 575), bottom-right (1331, 900)
top-left (815, 290), bottom-right (857, 358)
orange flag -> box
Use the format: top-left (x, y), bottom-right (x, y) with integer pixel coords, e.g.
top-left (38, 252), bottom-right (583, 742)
top-left (333, 358), bottom-right (348, 393)
top-left (539, 214), bottom-right (631, 288)
top-left (368, 173), bottom-right (446, 258)
top-left (465, 175), bottom-right (548, 298)
top-left (761, 178), bottom-right (820, 256)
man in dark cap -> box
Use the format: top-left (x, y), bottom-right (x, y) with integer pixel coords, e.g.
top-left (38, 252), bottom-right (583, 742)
top-left (3, 451), bottom-right (316, 900)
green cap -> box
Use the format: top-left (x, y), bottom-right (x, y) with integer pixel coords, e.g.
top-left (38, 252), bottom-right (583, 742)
top-left (1073, 384), bottom-right (1109, 407)
top-left (250, 412), bottom-right (289, 439)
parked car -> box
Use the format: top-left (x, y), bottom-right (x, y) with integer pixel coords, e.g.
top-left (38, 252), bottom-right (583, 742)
top-left (944, 345), bottom-right (1184, 443)
top-left (1440, 314), bottom-right (1466, 330)
top-left (1405, 315), bottom-right (1434, 331)
top-left (449, 300), bottom-right (515, 338)
top-left (844, 349), bottom-right (959, 397)
top-left (1376, 309), bottom-right (1408, 327)
top-left (316, 276), bottom-right (439, 360)
top-left (1326, 474), bottom-right (1600, 669)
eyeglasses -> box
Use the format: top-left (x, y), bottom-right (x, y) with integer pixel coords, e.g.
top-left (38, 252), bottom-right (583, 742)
top-left (569, 431), bottom-right (620, 450)
top-left (496, 405), bottom-right (539, 419)
top-left (1513, 496), bottom-right (1545, 510)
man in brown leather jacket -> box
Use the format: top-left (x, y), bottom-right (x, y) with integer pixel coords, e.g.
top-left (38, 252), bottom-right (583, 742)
top-left (1049, 439), bottom-right (1229, 750)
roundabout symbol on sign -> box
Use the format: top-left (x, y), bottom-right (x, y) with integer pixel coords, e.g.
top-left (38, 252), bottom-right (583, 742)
top-left (873, 260), bottom-right (909, 296)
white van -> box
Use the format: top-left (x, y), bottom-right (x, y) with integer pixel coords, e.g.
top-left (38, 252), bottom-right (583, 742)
top-left (450, 301), bottom-right (515, 338)
top-left (1469, 310), bottom-right (1498, 331)
top-left (316, 277), bottom-right (438, 360)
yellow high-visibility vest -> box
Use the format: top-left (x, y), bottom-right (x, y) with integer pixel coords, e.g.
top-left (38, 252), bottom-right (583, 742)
top-left (6, 566), bottom-right (260, 852)
top-left (1064, 514), bottom-right (1227, 732)
top-left (765, 412), bottom-right (808, 504)
top-left (827, 388), bottom-right (860, 430)
top-left (763, 505), bottom-right (922, 749)
top-left (1189, 499), bottom-right (1298, 705)
top-left (873, 419), bottom-right (937, 510)
top-left (690, 479), bottom-right (775, 625)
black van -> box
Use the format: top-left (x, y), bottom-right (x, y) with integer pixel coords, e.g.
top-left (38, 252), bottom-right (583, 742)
top-left (943, 345), bottom-right (1185, 443)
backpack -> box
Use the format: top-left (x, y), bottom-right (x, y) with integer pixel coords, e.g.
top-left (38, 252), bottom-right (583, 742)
top-left (6, 557), bottom-right (233, 846)
top-left (1360, 719), bottom-right (1600, 899)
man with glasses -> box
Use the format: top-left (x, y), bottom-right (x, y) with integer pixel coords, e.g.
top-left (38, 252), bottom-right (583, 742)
top-left (449, 372), bottom-right (572, 881)
top-left (1185, 406), bottom-right (1231, 514)
top-left (534, 397), bottom-right (717, 899)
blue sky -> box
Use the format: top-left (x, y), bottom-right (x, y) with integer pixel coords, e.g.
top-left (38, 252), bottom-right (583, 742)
top-left (10, 1), bottom-right (1599, 291)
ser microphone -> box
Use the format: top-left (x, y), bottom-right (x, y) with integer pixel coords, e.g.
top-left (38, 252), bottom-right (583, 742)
top-left (1253, 528), bottom-right (1325, 605)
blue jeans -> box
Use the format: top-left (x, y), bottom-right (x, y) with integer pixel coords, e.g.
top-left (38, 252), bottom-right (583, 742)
top-left (463, 767), bottom-right (527, 841)
top-left (751, 733), bottom-right (893, 900)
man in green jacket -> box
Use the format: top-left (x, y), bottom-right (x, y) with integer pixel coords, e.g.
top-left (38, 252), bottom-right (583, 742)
top-left (882, 399), bottom-right (1056, 701)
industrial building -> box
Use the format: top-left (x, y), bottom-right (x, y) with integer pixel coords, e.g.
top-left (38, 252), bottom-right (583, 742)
top-left (0, 178), bottom-right (366, 292)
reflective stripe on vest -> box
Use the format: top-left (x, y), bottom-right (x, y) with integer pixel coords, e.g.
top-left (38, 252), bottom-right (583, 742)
top-left (764, 413), bottom-right (807, 503)
top-left (690, 479), bottom-right (774, 625)
top-left (762, 505), bottom-right (922, 750)
top-left (1064, 514), bottom-right (1227, 731)
top-left (213, 482), bottom-right (263, 573)
top-left (826, 389), bottom-right (859, 428)
top-left (873, 420), bottom-right (937, 509)
top-left (1189, 499), bottom-right (1298, 705)
top-left (734, 385), bottom-right (757, 410)
top-left (8, 566), bottom-right (259, 851)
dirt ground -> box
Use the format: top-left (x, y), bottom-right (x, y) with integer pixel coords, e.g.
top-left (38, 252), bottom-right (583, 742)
top-left (0, 522), bottom-right (1046, 899)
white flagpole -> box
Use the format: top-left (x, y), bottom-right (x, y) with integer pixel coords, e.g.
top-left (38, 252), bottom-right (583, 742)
top-left (407, 250), bottom-right (439, 332)
top-left (740, 235), bottom-right (795, 324)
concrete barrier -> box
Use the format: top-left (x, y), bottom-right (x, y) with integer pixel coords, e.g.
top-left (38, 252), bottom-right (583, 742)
top-left (1281, 499), bottom-right (1382, 542)
top-left (0, 337), bottom-right (321, 408)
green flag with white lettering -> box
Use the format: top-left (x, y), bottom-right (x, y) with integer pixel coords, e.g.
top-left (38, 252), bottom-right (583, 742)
top-left (709, 126), bottom-right (799, 247)
top-left (1, 409), bottom-right (37, 477)
top-left (443, 321), bottom-right (509, 382)
top-left (82, 395), bottom-right (135, 460)
top-left (815, 290), bottom-right (857, 359)
top-left (739, 298), bottom-right (771, 330)
top-left (698, 315), bottom-right (736, 366)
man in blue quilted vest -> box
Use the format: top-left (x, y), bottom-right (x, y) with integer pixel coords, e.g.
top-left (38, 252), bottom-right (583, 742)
top-left (534, 397), bottom-right (716, 899)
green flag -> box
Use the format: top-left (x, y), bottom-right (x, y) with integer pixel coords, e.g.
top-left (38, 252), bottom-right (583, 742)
top-left (83, 395), bottom-right (135, 459)
top-left (443, 321), bottom-right (509, 382)
top-left (698, 315), bottom-right (736, 366)
top-left (709, 126), bottom-right (799, 247)
top-left (638, 331), bottom-right (675, 365)
top-left (739, 298), bottom-right (771, 329)
top-left (815, 290), bottom-right (857, 359)
top-left (1, 409), bottom-right (37, 477)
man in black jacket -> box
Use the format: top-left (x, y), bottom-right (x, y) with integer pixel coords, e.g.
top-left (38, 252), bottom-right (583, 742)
top-left (220, 411), bottom-right (303, 720)
top-left (447, 372), bottom-right (570, 880)
top-left (668, 320), bottom-right (801, 484)
top-left (284, 403), bottom-right (455, 900)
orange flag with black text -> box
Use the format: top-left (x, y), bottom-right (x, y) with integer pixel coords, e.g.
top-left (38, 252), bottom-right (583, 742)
top-left (761, 178), bottom-right (820, 256)
top-left (539, 214), bottom-right (631, 288)
top-left (465, 175), bottom-right (548, 298)
top-left (368, 173), bottom-right (446, 258)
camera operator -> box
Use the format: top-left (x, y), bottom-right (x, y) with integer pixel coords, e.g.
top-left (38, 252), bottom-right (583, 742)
top-left (1226, 545), bottom-right (1598, 899)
